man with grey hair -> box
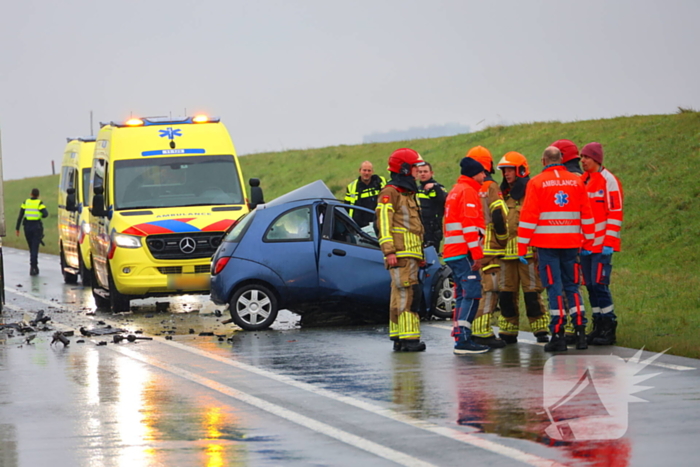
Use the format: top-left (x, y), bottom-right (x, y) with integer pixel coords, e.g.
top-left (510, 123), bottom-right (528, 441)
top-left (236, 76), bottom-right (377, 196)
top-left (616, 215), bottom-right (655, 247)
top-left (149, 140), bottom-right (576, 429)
top-left (344, 161), bottom-right (387, 228)
top-left (516, 147), bottom-right (594, 352)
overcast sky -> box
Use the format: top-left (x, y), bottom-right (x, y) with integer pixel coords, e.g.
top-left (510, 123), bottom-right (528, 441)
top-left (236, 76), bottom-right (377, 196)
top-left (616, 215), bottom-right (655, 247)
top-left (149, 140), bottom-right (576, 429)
top-left (1, 0), bottom-right (698, 180)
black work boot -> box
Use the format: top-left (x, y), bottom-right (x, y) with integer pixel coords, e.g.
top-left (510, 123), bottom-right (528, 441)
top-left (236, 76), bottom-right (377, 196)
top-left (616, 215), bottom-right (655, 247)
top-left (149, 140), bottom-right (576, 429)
top-left (587, 314), bottom-right (603, 345)
top-left (473, 335), bottom-right (506, 348)
top-left (575, 325), bottom-right (588, 350)
top-left (534, 331), bottom-right (550, 343)
top-left (499, 333), bottom-right (518, 344)
top-left (402, 339), bottom-right (427, 352)
top-left (565, 333), bottom-right (576, 346)
top-left (544, 329), bottom-right (567, 352)
top-left (592, 319), bottom-right (617, 346)
top-left (30, 266), bottom-right (39, 276)
top-left (391, 338), bottom-right (402, 351)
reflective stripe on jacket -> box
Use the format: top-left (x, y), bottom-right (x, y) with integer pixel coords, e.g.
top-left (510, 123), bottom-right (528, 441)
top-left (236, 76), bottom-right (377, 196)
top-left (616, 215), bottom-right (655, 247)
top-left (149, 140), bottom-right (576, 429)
top-left (479, 180), bottom-right (507, 258)
top-left (517, 165), bottom-right (594, 256)
top-left (375, 185), bottom-right (424, 261)
top-left (21, 198), bottom-right (46, 221)
top-left (502, 193), bottom-right (534, 260)
top-left (443, 175), bottom-right (485, 261)
top-left (581, 167), bottom-right (623, 252)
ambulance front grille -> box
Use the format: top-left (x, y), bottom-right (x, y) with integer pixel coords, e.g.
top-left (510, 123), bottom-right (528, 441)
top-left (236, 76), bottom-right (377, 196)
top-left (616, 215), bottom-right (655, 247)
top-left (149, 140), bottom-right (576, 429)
top-left (146, 232), bottom-right (224, 260)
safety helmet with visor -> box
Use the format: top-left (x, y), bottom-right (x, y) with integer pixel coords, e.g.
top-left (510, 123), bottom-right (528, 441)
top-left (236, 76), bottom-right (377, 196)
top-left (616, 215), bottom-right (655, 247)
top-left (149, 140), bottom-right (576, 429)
top-left (497, 151), bottom-right (530, 178)
top-left (388, 148), bottom-right (425, 175)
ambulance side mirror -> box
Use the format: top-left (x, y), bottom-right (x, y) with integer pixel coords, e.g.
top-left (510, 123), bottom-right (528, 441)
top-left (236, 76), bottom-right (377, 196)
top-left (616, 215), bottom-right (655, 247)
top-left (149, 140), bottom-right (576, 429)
top-left (248, 178), bottom-right (265, 210)
top-left (65, 188), bottom-right (78, 212)
top-left (91, 186), bottom-right (106, 217)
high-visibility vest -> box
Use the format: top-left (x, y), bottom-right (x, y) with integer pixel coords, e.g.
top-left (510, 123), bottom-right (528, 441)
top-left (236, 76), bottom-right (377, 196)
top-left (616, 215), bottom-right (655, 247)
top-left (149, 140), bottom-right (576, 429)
top-left (21, 198), bottom-right (45, 221)
top-left (582, 167), bottom-right (624, 253)
top-left (344, 175), bottom-right (387, 217)
top-left (517, 165), bottom-right (594, 256)
top-left (443, 176), bottom-right (485, 261)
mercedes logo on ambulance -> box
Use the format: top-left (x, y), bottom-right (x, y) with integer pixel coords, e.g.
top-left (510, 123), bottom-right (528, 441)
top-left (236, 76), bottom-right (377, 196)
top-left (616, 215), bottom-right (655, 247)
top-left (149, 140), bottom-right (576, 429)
top-left (179, 237), bottom-right (197, 254)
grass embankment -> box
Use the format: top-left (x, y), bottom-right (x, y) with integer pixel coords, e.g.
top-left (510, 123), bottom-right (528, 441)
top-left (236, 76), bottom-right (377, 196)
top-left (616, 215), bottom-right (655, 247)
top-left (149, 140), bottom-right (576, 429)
top-left (4, 112), bottom-right (700, 357)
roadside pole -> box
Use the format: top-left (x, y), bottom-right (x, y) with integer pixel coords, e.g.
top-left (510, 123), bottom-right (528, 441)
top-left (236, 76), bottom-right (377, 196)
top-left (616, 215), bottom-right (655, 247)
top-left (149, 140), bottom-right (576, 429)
top-left (0, 127), bottom-right (5, 312)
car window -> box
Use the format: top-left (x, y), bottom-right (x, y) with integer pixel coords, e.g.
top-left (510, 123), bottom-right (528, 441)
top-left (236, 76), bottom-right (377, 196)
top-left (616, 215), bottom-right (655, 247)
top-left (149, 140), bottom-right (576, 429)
top-left (331, 206), bottom-right (379, 249)
top-left (223, 211), bottom-right (256, 243)
top-left (265, 206), bottom-right (312, 242)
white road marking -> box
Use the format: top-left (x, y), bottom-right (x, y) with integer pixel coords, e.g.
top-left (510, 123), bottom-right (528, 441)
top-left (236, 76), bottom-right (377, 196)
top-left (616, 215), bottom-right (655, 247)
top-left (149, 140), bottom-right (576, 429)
top-left (425, 323), bottom-right (697, 371)
top-left (160, 338), bottom-right (565, 467)
top-left (112, 346), bottom-right (438, 467)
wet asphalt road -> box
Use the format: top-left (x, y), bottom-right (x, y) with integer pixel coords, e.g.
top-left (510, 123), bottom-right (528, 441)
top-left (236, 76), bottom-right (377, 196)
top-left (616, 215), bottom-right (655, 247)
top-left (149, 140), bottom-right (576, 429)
top-left (1, 247), bottom-right (700, 467)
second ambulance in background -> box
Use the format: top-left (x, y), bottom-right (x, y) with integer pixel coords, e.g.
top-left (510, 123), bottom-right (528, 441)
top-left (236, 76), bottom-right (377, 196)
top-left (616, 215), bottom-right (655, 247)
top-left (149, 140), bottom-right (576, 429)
top-left (58, 136), bottom-right (95, 285)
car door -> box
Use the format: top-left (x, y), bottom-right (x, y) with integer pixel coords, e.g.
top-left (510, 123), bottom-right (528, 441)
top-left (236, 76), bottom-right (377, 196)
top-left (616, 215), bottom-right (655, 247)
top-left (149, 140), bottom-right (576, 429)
top-left (260, 204), bottom-right (319, 307)
top-left (317, 204), bottom-right (390, 310)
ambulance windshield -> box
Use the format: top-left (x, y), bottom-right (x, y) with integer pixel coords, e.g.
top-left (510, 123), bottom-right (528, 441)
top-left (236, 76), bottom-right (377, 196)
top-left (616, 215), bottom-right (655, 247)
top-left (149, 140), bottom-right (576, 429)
top-left (113, 155), bottom-right (244, 210)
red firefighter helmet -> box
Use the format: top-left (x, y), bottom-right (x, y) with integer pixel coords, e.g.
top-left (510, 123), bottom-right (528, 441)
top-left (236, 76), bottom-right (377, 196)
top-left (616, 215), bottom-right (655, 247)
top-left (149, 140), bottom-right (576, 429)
top-left (388, 148), bottom-right (425, 175)
top-left (497, 151), bottom-right (530, 177)
top-left (551, 139), bottom-right (579, 163)
top-left (466, 146), bottom-right (494, 174)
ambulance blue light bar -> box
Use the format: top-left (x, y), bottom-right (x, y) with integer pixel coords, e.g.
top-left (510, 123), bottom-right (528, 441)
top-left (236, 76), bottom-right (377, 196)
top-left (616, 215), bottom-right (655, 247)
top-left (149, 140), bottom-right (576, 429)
top-left (101, 115), bottom-right (221, 128)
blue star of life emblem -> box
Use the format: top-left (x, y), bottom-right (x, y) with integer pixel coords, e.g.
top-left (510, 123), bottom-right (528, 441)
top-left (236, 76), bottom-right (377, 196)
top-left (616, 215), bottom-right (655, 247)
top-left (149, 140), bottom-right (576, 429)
top-left (554, 190), bottom-right (569, 207)
top-left (159, 127), bottom-right (182, 140)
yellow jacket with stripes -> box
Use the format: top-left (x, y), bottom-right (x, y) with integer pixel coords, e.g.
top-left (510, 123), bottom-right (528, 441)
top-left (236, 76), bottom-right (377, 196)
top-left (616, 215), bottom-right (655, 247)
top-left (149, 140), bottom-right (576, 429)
top-left (375, 185), bottom-right (424, 261)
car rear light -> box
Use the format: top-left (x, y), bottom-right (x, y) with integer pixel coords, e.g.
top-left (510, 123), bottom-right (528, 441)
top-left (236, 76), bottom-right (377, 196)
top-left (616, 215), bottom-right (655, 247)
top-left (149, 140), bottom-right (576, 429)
top-left (212, 257), bottom-right (230, 275)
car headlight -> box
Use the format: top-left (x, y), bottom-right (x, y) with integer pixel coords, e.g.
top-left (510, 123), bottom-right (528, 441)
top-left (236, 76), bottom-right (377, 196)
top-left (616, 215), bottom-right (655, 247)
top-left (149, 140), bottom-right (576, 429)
top-left (82, 223), bottom-right (91, 235)
top-left (113, 233), bottom-right (142, 248)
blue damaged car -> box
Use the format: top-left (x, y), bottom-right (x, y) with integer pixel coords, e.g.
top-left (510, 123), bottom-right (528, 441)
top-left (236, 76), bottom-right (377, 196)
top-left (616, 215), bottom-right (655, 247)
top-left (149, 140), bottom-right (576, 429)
top-left (210, 180), bottom-right (454, 330)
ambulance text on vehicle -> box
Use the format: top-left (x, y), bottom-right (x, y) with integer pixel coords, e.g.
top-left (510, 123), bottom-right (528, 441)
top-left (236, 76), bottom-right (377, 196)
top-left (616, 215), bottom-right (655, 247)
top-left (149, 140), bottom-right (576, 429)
top-left (88, 115), bottom-right (249, 312)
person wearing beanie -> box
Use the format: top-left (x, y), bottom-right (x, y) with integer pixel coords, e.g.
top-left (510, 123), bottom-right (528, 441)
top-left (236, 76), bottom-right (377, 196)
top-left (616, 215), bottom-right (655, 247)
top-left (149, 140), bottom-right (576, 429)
top-left (517, 146), bottom-right (594, 352)
top-left (376, 148), bottom-right (427, 352)
top-left (580, 142), bottom-right (624, 346)
top-left (442, 156), bottom-right (491, 354)
top-left (465, 147), bottom-right (508, 349)
top-left (551, 139), bottom-right (583, 175)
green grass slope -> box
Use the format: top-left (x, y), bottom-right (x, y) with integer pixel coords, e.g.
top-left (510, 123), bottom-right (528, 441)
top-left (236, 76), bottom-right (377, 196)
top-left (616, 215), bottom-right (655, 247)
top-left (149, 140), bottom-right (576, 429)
top-left (4, 112), bottom-right (699, 357)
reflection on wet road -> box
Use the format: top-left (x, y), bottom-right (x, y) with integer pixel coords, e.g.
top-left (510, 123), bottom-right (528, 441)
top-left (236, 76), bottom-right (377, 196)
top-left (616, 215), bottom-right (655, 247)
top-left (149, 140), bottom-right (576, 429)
top-left (2, 248), bottom-right (700, 466)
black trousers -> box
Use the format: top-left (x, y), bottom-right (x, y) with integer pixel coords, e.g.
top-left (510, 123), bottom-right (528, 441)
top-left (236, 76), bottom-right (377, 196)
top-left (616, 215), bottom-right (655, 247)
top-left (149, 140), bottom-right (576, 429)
top-left (23, 221), bottom-right (43, 268)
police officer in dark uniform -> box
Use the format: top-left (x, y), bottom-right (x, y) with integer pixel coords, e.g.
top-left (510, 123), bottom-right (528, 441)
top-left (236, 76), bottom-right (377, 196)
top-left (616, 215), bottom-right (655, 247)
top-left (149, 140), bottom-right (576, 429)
top-left (16, 188), bottom-right (49, 276)
top-left (343, 161), bottom-right (387, 228)
top-left (416, 162), bottom-right (447, 248)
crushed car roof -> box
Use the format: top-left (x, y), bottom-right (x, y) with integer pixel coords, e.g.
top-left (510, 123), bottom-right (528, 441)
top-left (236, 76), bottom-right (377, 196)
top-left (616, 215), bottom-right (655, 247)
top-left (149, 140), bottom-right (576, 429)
top-left (263, 180), bottom-right (337, 208)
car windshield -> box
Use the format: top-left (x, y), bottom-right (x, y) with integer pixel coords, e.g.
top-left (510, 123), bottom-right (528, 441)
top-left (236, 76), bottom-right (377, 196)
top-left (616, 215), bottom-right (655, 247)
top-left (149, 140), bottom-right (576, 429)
top-left (113, 155), bottom-right (243, 210)
top-left (223, 211), bottom-right (256, 242)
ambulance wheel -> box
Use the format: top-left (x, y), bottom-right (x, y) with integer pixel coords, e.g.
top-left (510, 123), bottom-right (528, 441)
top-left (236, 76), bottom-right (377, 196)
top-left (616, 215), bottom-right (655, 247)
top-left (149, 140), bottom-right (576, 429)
top-left (79, 249), bottom-right (92, 286)
top-left (108, 264), bottom-right (130, 313)
top-left (60, 246), bottom-right (78, 284)
top-left (229, 284), bottom-right (278, 330)
top-left (431, 276), bottom-right (455, 320)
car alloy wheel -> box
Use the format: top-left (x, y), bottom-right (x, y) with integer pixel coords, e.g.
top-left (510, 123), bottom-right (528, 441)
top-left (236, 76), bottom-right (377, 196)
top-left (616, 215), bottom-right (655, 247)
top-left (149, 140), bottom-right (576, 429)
top-left (230, 284), bottom-right (279, 330)
top-left (432, 276), bottom-right (455, 320)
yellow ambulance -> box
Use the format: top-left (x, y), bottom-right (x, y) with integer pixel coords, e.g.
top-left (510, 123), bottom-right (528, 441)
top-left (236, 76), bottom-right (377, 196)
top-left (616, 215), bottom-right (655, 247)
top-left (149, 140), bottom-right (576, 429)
top-left (58, 136), bottom-right (95, 285)
top-left (88, 115), bottom-right (250, 312)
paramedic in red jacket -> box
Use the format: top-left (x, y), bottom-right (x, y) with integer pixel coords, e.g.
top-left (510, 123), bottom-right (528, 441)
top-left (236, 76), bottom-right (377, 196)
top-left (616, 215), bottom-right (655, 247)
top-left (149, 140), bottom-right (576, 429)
top-left (517, 147), bottom-right (594, 352)
top-left (580, 142), bottom-right (624, 346)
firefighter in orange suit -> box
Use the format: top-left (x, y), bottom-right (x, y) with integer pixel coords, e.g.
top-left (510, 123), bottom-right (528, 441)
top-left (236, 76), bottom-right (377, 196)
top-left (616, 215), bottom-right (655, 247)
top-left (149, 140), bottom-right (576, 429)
top-left (376, 148), bottom-right (427, 352)
top-left (495, 152), bottom-right (550, 344)
top-left (517, 146), bottom-right (594, 352)
top-left (465, 147), bottom-right (508, 349)
top-left (580, 142), bottom-right (624, 346)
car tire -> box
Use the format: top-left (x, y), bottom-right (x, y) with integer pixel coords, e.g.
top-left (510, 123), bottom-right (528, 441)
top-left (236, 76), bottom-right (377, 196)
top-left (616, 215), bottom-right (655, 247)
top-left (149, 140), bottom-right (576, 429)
top-left (108, 262), bottom-right (130, 313)
top-left (229, 284), bottom-right (279, 330)
top-left (79, 248), bottom-right (92, 286)
top-left (91, 256), bottom-right (110, 309)
top-left (60, 245), bottom-right (78, 284)
top-left (431, 275), bottom-right (455, 320)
